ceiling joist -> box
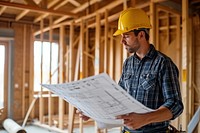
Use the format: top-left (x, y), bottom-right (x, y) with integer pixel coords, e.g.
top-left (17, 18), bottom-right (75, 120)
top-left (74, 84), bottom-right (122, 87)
top-left (0, 1), bottom-right (77, 17)
top-left (24, 0), bottom-right (38, 6)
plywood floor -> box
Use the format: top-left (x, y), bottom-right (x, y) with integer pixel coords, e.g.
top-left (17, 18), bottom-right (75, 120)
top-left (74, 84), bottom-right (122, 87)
top-left (0, 125), bottom-right (121, 133)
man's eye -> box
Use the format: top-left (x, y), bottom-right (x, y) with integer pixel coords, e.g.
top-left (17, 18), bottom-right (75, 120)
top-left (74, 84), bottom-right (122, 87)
top-left (124, 35), bottom-right (129, 38)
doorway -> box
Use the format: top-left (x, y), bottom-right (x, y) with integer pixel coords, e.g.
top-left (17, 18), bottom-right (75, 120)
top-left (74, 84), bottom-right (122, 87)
top-left (0, 41), bottom-right (8, 123)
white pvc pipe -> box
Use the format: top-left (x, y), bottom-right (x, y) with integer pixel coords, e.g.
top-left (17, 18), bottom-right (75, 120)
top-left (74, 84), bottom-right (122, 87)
top-left (3, 118), bottom-right (26, 133)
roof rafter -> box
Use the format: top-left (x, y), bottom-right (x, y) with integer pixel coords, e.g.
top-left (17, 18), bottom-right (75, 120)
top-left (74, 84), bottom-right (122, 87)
top-left (34, 0), bottom-right (63, 23)
top-left (0, 6), bottom-right (7, 15)
top-left (16, 9), bottom-right (30, 21)
top-left (0, 1), bottom-right (77, 17)
top-left (24, 0), bottom-right (38, 6)
top-left (53, 0), bottom-right (101, 24)
top-left (69, 0), bottom-right (80, 7)
top-left (0, 0), bottom-right (14, 16)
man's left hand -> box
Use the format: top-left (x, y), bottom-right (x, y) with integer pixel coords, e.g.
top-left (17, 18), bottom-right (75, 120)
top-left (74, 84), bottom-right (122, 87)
top-left (116, 112), bottom-right (149, 130)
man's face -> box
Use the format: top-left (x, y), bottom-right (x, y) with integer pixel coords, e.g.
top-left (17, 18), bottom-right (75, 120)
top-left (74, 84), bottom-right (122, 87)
top-left (120, 31), bottom-right (140, 53)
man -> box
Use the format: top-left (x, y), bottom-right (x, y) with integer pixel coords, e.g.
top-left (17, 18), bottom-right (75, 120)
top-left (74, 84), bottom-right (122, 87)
top-left (79, 8), bottom-right (184, 133)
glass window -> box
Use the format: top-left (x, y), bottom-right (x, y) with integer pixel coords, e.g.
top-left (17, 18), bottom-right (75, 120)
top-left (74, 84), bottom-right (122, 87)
top-left (34, 41), bottom-right (59, 91)
top-left (0, 45), bottom-right (5, 109)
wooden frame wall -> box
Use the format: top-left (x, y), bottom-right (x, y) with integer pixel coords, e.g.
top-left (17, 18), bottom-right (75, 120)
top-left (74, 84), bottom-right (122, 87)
top-left (30, 1), bottom-right (198, 133)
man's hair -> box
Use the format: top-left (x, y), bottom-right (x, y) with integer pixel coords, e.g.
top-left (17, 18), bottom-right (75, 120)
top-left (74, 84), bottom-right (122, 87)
top-left (132, 28), bottom-right (150, 41)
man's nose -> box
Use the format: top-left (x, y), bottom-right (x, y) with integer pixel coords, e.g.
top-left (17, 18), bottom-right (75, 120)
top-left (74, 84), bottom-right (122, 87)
top-left (121, 37), bottom-right (125, 45)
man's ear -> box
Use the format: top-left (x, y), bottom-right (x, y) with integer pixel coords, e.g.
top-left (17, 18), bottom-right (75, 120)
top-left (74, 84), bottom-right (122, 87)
top-left (138, 31), bottom-right (145, 39)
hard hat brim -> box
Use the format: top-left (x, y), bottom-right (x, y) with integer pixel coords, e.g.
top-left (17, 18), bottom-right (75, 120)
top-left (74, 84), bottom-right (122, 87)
top-left (113, 30), bottom-right (124, 36)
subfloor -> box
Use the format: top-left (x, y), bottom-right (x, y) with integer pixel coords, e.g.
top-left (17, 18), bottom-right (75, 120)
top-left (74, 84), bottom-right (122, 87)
top-left (0, 124), bottom-right (121, 133)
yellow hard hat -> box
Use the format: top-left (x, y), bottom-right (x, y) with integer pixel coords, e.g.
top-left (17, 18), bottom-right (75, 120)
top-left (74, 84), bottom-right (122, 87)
top-left (113, 8), bottom-right (152, 36)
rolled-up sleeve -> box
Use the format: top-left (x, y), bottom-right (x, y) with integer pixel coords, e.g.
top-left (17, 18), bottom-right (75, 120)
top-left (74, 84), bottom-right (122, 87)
top-left (160, 59), bottom-right (184, 120)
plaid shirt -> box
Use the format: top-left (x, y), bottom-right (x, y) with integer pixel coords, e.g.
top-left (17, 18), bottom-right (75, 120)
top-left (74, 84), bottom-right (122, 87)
top-left (118, 44), bottom-right (183, 130)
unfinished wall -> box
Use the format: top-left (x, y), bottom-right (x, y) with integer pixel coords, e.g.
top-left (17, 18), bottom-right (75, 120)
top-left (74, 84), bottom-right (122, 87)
top-left (0, 23), bottom-right (34, 122)
top-left (193, 14), bottom-right (200, 132)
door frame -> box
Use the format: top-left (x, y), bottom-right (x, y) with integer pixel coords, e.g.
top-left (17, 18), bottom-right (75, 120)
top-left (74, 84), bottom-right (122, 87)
top-left (0, 41), bottom-right (8, 123)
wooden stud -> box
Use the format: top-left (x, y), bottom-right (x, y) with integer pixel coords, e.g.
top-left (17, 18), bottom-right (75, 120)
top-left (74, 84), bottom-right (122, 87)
top-left (58, 25), bottom-right (65, 129)
top-left (95, 12), bottom-right (101, 133)
top-left (150, 0), bottom-right (156, 45)
top-left (68, 21), bottom-right (75, 133)
top-left (156, 5), bottom-right (159, 50)
top-left (109, 28), bottom-right (114, 79)
top-left (29, 25), bottom-right (35, 119)
top-left (79, 19), bottom-right (85, 79)
top-left (104, 9), bottom-right (108, 73)
top-left (79, 19), bottom-right (85, 133)
top-left (182, 0), bottom-right (189, 130)
top-left (85, 7), bottom-right (89, 77)
top-left (48, 15), bottom-right (53, 127)
top-left (188, 18), bottom-right (194, 124)
top-left (122, 0), bottom-right (128, 63)
top-left (95, 12), bottom-right (100, 75)
top-left (39, 19), bottom-right (44, 124)
top-left (22, 24), bottom-right (26, 118)
top-left (167, 12), bottom-right (169, 45)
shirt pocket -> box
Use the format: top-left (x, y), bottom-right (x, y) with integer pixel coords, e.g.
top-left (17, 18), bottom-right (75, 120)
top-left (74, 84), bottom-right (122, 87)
top-left (140, 73), bottom-right (157, 91)
top-left (124, 73), bottom-right (133, 93)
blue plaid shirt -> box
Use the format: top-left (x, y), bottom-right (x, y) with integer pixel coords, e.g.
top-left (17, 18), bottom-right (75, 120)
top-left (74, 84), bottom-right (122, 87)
top-left (118, 44), bottom-right (183, 130)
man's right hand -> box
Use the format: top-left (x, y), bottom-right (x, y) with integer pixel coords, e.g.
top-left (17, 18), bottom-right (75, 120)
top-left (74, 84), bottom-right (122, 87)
top-left (76, 110), bottom-right (90, 121)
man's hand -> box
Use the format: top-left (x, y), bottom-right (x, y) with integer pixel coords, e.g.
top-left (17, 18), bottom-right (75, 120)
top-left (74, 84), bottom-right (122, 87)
top-left (116, 106), bottom-right (173, 130)
top-left (76, 110), bottom-right (90, 121)
top-left (116, 112), bottom-right (149, 130)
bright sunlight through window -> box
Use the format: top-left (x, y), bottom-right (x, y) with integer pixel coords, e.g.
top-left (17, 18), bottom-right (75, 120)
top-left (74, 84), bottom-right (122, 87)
top-left (0, 45), bottom-right (5, 109)
top-left (34, 41), bottom-right (59, 91)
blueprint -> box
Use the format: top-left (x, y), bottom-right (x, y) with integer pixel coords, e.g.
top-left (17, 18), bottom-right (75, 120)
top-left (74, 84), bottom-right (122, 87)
top-left (41, 73), bottom-right (154, 128)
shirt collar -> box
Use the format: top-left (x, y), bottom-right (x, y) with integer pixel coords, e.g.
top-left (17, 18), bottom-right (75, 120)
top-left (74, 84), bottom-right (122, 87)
top-left (145, 44), bottom-right (157, 59)
top-left (133, 44), bottom-right (157, 60)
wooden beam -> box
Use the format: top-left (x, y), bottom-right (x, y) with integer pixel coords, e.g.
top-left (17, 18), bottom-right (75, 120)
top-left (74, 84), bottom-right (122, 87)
top-left (34, 13), bottom-right (49, 23)
top-left (34, 0), bottom-right (123, 35)
top-left (22, 24), bottom-right (26, 118)
top-left (47, 0), bottom-right (60, 8)
top-left (34, 0), bottom-right (59, 23)
top-left (87, 1), bottom-right (150, 28)
top-left (39, 19), bottom-right (44, 123)
top-left (0, 6), bottom-right (7, 15)
top-left (69, 0), bottom-right (80, 7)
top-left (88, 12), bottom-right (120, 28)
top-left (58, 25), bottom-right (65, 129)
top-left (24, 0), bottom-right (37, 6)
top-left (182, 0), bottom-right (189, 131)
top-left (109, 28), bottom-right (114, 79)
top-left (0, 1), bottom-right (77, 17)
top-left (150, 0), bottom-right (156, 45)
top-left (29, 25), bottom-right (34, 119)
top-left (53, 0), bottom-right (69, 10)
top-left (104, 9), bottom-right (108, 73)
top-left (75, 0), bottom-right (124, 23)
top-left (157, 4), bottom-right (181, 15)
top-left (34, 20), bottom-right (71, 36)
top-left (68, 21), bottom-right (75, 133)
top-left (123, 0), bottom-right (127, 9)
top-left (53, 0), bottom-right (100, 25)
top-left (95, 12), bottom-right (100, 75)
top-left (15, 9), bottom-right (30, 21)
top-left (156, 4), bottom-right (159, 50)
top-left (122, 0), bottom-right (128, 64)
top-left (48, 15), bottom-right (53, 127)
